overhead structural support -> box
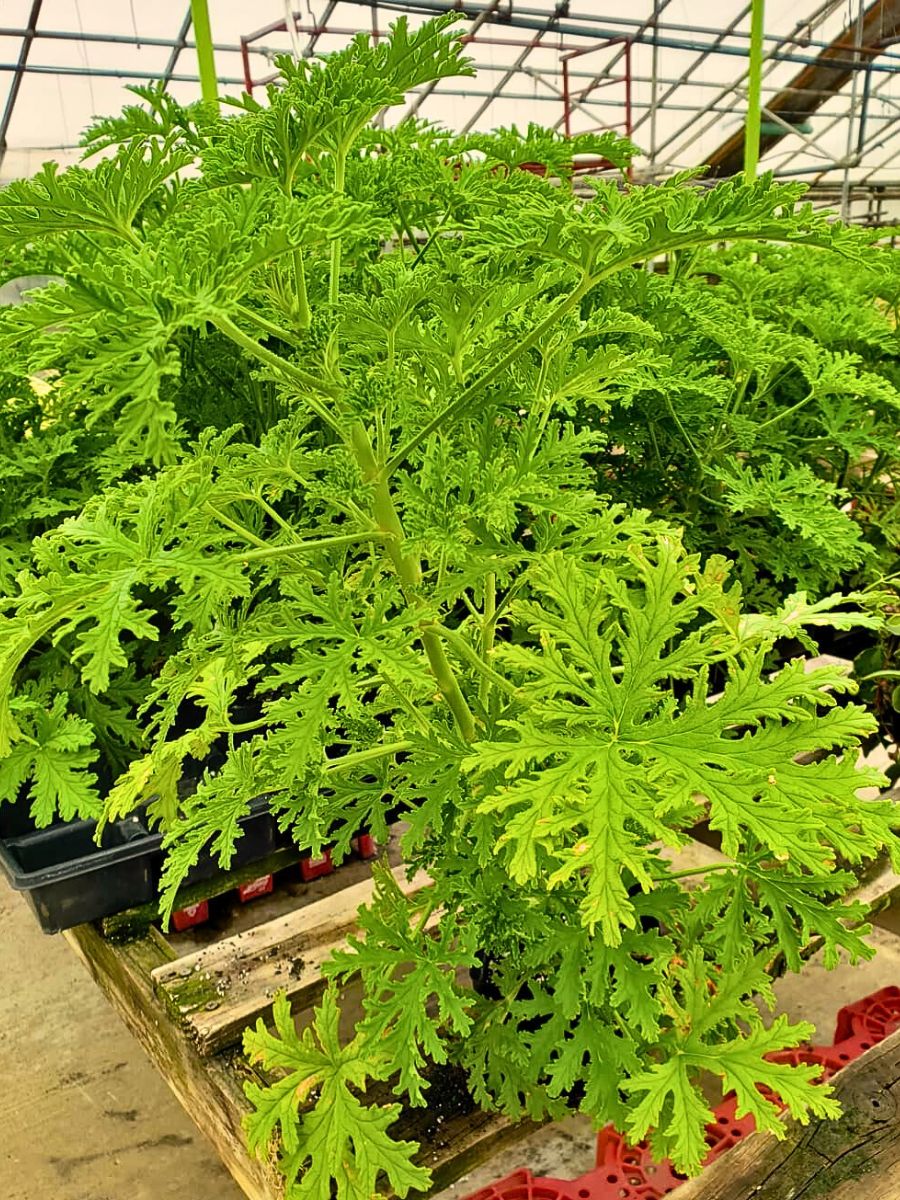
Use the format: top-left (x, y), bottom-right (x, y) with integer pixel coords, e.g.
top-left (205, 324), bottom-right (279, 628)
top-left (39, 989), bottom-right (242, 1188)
top-left (161, 6), bottom-right (193, 90)
top-left (707, 0), bottom-right (900, 177)
top-left (0, 0), bottom-right (43, 163)
top-left (190, 0), bottom-right (218, 108)
top-left (744, 0), bottom-right (765, 177)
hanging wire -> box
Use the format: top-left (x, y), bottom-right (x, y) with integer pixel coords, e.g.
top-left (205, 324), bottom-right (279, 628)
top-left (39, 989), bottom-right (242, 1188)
top-left (129, 0), bottom-right (141, 49)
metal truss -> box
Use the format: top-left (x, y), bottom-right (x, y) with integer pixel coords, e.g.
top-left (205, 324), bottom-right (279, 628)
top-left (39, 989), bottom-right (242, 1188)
top-left (0, 0), bottom-right (899, 222)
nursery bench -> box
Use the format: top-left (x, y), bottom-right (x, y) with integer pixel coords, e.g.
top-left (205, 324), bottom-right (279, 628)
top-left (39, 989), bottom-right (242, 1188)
top-left (62, 825), bottom-right (900, 1200)
top-left (62, 831), bottom-right (534, 1200)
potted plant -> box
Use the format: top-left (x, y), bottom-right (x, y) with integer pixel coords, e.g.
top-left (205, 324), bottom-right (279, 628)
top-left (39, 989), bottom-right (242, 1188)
top-left (0, 18), bottom-right (897, 1196)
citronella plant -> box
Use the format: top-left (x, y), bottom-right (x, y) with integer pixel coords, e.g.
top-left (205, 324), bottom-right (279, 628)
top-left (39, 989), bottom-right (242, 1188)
top-left (587, 240), bottom-right (900, 604)
top-left (0, 17), bottom-right (898, 1195)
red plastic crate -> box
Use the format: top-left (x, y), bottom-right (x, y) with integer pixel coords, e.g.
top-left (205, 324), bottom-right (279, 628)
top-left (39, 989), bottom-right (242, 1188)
top-left (299, 850), bottom-right (334, 882)
top-left (462, 988), bottom-right (898, 1200)
top-left (464, 1169), bottom-right (581, 1200)
top-left (171, 900), bottom-right (209, 931)
top-left (833, 985), bottom-right (900, 1046)
top-left (237, 874), bottom-right (274, 902)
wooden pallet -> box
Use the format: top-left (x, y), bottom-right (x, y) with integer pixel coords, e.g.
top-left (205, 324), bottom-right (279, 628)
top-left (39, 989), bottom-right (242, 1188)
top-left (62, 821), bottom-right (900, 1200)
top-left (677, 1025), bottom-right (900, 1200)
top-left (62, 835), bottom-right (535, 1200)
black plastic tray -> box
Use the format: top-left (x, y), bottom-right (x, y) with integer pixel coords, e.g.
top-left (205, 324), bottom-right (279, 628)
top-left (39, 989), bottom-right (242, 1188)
top-left (0, 815), bottom-right (162, 934)
top-left (0, 792), bottom-right (287, 934)
top-left (181, 794), bottom-right (280, 887)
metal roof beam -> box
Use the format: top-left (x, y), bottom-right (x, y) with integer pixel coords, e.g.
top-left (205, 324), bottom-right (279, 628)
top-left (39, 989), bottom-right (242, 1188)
top-left (161, 7), bottom-right (193, 90)
top-left (0, 0), bottom-right (42, 158)
top-left (706, 0), bottom-right (900, 176)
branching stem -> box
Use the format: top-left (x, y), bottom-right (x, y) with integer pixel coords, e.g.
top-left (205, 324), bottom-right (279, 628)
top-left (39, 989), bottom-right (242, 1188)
top-left (349, 420), bottom-right (477, 742)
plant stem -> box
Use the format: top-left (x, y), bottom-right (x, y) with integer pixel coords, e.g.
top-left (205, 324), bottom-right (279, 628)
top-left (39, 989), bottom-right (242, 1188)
top-left (324, 740), bottom-right (414, 774)
top-left (292, 250), bottom-right (311, 329)
top-left (480, 572), bottom-right (496, 706)
top-left (386, 273), bottom-right (592, 473)
top-left (755, 389), bottom-right (816, 433)
top-left (234, 303), bottom-right (302, 347)
top-left (238, 529), bottom-right (387, 559)
top-left (421, 627), bottom-right (478, 741)
top-left (190, 0), bottom-right (219, 109)
top-left (661, 862), bottom-right (735, 881)
top-left (226, 718), bottom-right (269, 734)
top-left (436, 621), bottom-right (519, 701)
top-left (205, 504), bottom-right (270, 549)
top-left (213, 313), bottom-right (343, 434)
top-left (350, 421), bottom-right (422, 592)
top-left (349, 419), bottom-right (477, 741)
top-left (246, 492), bottom-right (298, 538)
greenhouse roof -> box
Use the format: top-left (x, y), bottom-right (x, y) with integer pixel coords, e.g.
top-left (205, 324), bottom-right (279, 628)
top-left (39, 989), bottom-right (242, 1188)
top-left (2, 1), bottom-right (900, 220)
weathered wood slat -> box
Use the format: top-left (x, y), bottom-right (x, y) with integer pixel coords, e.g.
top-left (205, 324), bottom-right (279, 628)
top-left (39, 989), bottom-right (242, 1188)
top-left (64, 922), bottom-right (284, 1200)
top-left (65, 914), bottom-right (532, 1200)
top-left (674, 1027), bottom-right (900, 1200)
top-left (152, 864), bottom-right (431, 1056)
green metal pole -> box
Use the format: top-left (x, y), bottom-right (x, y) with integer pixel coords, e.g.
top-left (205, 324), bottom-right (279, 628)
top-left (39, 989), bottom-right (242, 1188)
top-left (190, 0), bottom-right (218, 109)
top-left (744, 0), bottom-right (765, 178)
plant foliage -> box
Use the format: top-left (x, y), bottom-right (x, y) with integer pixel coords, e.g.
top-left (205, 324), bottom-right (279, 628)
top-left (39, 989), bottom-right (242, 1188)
top-left (0, 16), bottom-right (898, 1196)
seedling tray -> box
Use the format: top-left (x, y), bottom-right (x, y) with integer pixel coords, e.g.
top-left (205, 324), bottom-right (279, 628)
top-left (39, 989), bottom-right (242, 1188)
top-left (0, 815), bottom-right (162, 934)
top-left (0, 791), bottom-right (290, 934)
top-left (63, 828), bottom-right (527, 1200)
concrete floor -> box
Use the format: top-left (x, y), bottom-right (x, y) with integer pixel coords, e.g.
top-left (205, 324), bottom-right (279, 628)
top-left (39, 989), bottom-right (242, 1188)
top-left (2, 874), bottom-right (899, 1200)
top-left (0, 881), bottom-right (243, 1200)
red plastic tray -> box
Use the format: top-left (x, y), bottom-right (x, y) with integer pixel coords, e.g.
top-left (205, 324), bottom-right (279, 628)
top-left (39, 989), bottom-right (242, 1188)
top-left (461, 987), bottom-right (900, 1200)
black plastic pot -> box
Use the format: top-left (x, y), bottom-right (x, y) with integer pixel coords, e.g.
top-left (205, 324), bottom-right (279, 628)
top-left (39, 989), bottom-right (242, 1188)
top-left (0, 797), bottom-right (48, 840)
top-left (0, 815), bottom-right (162, 934)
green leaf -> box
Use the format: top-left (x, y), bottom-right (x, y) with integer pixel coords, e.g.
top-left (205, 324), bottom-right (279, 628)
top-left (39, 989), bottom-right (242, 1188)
top-left (624, 951), bottom-right (839, 1174)
top-left (0, 692), bottom-right (100, 824)
top-left (325, 863), bottom-right (477, 1103)
top-left (466, 543), bottom-right (885, 943)
top-left (244, 990), bottom-right (431, 1200)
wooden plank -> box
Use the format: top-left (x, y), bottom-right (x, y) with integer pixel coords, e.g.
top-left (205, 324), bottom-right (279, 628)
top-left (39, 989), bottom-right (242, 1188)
top-left (706, 0), bottom-right (900, 177)
top-left (64, 922), bottom-right (283, 1200)
top-left (64, 920), bottom-right (533, 1200)
top-left (152, 864), bottom-right (432, 1056)
top-left (673, 1027), bottom-right (900, 1200)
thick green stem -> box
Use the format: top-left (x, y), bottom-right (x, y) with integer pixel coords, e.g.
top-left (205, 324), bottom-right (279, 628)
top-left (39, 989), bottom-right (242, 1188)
top-left (350, 421), bottom-right (422, 591)
top-left (190, 0), bottom-right (219, 110)
top-left (744, 0), bottom-right (766, 180)
top-left (420, 627), bottom-right (478, 741)
top-left (349, 420), bottom-right (477, 742)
